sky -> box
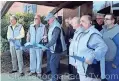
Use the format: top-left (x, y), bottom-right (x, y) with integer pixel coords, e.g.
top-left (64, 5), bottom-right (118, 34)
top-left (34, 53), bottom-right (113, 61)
top-left (93, 1), bottom-right (119, 11)
top-left (93, 1), bottom-right (105, 11)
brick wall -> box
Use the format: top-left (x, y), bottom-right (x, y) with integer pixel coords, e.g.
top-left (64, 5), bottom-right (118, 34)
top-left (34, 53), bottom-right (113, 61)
top-left (36, 5), bottom-right (54, 16)
top-left (8, 2), bottom-right (24, 14)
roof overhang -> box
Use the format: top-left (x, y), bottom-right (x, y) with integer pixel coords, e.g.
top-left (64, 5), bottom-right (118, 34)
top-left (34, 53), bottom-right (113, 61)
top-left (98, 3), bottom-right (119, 16)
top-left (1, 1), bottom-right (91, 18)
top-left (18, 1), bottom-right (90, 8)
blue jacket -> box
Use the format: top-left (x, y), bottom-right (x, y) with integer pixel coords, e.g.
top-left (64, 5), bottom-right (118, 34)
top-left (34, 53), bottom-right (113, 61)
top-left (101, 24), bottom-right (119, 66)
top-left (112, 33), bottom-right (119, 67)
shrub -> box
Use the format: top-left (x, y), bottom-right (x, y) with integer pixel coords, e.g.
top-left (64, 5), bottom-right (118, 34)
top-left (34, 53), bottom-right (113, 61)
top-left (1, 13), bottom-right (47, 53)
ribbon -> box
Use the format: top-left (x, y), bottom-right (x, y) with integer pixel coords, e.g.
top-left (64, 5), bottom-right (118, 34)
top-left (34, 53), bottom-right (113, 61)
top-left (9, 39), bottom-right (49, 51)
top-left (69, 55), bottom-right (97, 64)
top-left (8, 39), bottom-right (97, 64)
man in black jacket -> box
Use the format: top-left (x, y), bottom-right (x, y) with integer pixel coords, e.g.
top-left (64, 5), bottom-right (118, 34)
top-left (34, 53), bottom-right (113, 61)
top-left (94, 14), bottom-right (104, 31)
top-left (43, 12), bottom-right (67, 81)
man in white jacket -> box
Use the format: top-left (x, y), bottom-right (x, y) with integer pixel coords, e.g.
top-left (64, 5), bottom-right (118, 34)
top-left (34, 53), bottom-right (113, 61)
top-left (69, 15), bottom-right (108, 81)
top-left (69, 17), bottom-right (83, 81)
top-left (27, 14), bottom-right (47, 78)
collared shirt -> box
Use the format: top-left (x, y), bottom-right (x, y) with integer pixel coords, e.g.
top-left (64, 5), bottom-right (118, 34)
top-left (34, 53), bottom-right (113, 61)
top-left (7, 23), bottom-right (25, 40)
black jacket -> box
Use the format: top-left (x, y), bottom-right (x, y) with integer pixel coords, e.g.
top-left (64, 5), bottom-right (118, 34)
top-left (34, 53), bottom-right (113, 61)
top-left (65, 25), bottom-right (75, 45)
top-left (94, 21), bottom-right (103, 31)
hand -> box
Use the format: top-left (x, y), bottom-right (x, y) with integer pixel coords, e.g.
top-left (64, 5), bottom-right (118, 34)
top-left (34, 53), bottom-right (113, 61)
top-left (8, 38), bottom-right (15, 42)
top-left (13, 37), bottom-right (17, 40)
top-left (11, 38), bottom-right (16, 40)
top-left (112, 63), bottom-right (117, 69)
top-left (74, 62), bottom-right (78, 69)
top-left (42, 48), bottom-right (46, 52)
top-left (85, 58), bottom-right (93, 65)
top-left (42, 36), bottom-right (47, 39)
top-left (69, 39), bottom-right (72, 42)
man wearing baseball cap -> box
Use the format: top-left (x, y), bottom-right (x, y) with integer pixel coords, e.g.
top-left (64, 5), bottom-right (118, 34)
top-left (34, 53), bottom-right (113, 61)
top-left (43, 12), bottom-right (67, 81)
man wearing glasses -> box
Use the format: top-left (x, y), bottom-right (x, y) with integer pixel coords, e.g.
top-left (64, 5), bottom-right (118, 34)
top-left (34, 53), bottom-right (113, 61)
top-left (27, 14), bottom-right (47, 78)
top-left (94, 14), bottom-right (104, 31)
top-left (101, 14), bottom-right (119, 81)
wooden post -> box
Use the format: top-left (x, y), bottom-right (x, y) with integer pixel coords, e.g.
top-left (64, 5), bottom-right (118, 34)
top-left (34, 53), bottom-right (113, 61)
top-left (1, 1), bottom-right (14, 18)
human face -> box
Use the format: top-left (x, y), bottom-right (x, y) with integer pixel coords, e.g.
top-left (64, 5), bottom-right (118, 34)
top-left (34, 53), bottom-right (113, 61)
top-left (80, 16), bottom-right (91, 29)
top-left (48, 18), bottom-right (54, 25)
top-left (68, 18), bottom-right (72, 25)
top-left (96, 15), bottom-right (104, 25)
top-left (65, 19), bottom-right (69, 27)
top-left (10, 17), bottom-right (17, 25)
top-left (34, 15), bottom-right (41, 25)
top-left (71, 18), bottom-right (79, 29)
top-left (104, 15), bottom-right (114, 26)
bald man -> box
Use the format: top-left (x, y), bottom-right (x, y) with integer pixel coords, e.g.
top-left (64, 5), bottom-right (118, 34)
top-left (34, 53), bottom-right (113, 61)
top-left (72, 15), bottom-right (108, 81)
top-left (27, 14), bottom-right (47, 78)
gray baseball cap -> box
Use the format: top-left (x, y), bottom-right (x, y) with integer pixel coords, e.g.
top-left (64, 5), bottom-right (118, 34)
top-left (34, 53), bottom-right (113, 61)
top-left (44, 12), bottom-right (55, 21)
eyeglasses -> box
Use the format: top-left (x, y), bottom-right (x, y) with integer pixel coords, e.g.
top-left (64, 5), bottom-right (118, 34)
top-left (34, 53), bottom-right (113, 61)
top-left (104, 18), bottom-right (112, 20)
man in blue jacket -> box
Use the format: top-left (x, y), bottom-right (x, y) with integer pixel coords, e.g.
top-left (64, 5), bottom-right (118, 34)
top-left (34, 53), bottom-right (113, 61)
top-left (101, 13), bottom-right (119, 81)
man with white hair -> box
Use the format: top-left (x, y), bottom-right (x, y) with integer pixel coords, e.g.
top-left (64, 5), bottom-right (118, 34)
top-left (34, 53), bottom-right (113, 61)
top-left (71, 15), bottom-right (108, 81)
top-left (7, 15), bottom-right (25, 76)
top-left (69, 17), bottom-right (84, 81)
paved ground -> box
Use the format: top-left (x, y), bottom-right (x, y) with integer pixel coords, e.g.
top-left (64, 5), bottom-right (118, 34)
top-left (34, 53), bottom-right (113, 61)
top-left (1, 59), bottom-right (70, 81)
top-left (1, 51), bottom-right (71, 81)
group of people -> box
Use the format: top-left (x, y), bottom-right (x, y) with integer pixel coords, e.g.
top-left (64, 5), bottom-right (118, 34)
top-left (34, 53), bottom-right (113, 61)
top-left (7, 12), bottom-right (119, 81)
top-left (65, 14), bottom-right (119, 81)
top-left (7, 13), bottom-right (66, 81)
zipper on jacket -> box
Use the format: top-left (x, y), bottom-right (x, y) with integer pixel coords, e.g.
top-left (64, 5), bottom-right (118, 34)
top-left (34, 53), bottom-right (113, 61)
top-left (10, 26), bottom-right (14, 38)
top-left (76, 32), bottom-right (86, 73)
top-left (35, 26), bottom-right (38, 44)
top-left (74, 32), bottom-right (83, 63)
